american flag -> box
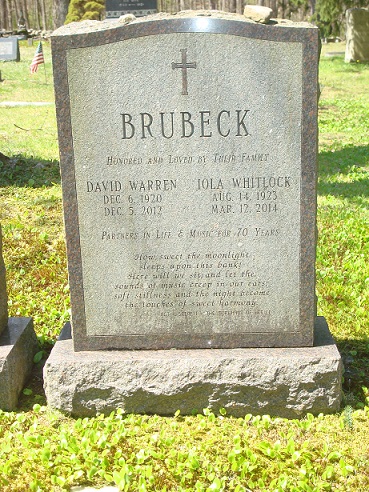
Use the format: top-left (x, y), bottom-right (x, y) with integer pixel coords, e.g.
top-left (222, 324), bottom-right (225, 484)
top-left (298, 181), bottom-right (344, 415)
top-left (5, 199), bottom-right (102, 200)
top-left (30, 41), bottom-right (44, 74)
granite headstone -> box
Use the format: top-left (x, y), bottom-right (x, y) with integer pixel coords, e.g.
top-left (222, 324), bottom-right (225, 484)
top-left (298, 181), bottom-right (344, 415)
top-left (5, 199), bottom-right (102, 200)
top-left (345, 8), bottom-right (369, 63)
top-left (51, 11), bottom-right (318, 352)
top-left (44, 11), bottom-right (342, 417)
top-left (0, 225), bottom-right (38, 410)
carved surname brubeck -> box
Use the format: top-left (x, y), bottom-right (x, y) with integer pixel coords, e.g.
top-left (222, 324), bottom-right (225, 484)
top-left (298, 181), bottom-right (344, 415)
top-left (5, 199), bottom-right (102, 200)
top-left (120, 109), bottom-right (251, 139)
top-left (52, 15), bottom-right (318, 351)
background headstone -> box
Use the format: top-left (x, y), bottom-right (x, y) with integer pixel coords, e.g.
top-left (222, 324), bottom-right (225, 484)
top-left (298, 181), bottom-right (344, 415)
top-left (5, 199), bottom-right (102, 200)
top-left (105, 0), bottom-right (157, 19)
top-left (0, 224), bottom-right (38, 411)
top-left (345, 8), bottom-right (369, 63)
top-left (0, 37), bottom-right (20, 62)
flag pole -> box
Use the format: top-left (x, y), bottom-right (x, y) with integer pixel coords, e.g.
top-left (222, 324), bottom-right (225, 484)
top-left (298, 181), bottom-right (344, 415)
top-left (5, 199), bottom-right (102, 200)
top-left (43, 58), bottom-right (48, 85)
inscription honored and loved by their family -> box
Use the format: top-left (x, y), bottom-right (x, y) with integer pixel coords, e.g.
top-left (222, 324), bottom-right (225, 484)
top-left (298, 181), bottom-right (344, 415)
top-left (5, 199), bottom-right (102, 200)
top-left (52, 12), bottom-right (319, 351)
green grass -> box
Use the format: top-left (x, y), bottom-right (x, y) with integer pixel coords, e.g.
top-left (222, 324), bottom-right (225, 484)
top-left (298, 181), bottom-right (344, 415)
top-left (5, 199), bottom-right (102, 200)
top-left (0, 104), bottom-right (58, 161)
top-left (0, 40), bottom-right (54, 102)
top-left (0, 41), bottom-right (58, 162)
top-left (1, 407), bottom-right (369, 492)
top-left (0, 42), bottom-right (369, 491)
top-left (1, 41), bottom-right (66, 345)
top-left (316, 44), bottom-right (369, 406)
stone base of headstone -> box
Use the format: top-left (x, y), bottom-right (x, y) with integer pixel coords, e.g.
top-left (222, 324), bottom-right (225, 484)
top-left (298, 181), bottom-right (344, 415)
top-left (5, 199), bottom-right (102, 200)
top-left (44, 317), bottom-right (342, 418)
top-left (0, 317), bottom-right (38, 411)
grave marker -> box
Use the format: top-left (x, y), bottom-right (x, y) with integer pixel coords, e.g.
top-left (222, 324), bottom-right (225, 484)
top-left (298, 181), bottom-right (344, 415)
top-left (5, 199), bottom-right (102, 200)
top-left (0, 225), bottom-right (38, 410)
top-left (0, 37), bottom-right (20, 62)
top-left (51, 12), bottom-right (318, 352)
top-left (44, 11), bottom-right (342, 417)
top-left (345, 8), bottom-right (369, 63)
top-left (105, 0), bottom-right (157, 19)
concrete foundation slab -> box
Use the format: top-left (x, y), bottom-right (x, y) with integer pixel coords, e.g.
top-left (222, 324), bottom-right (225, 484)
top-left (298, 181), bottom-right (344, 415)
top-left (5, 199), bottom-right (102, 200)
top-left (0, 317), bottom-right (38, 411)
top-left (44, 317), bottom-right (342, 418)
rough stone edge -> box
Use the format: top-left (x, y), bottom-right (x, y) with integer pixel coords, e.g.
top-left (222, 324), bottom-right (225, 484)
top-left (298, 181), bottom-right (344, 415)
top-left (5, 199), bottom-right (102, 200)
top-left (44, 317), bottom-right (342, 418)
top-left (0, 317), bottom-right (38, 411)
top-left (52, 10), bottom-right (315, 37)
top-left (0, 225), bottom-right (8, 336)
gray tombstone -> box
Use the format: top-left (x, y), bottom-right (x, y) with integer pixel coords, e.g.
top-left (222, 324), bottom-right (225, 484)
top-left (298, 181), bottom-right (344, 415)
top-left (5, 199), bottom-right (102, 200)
top-left (51, 13), bottom-right (318, 352)
top-left (0, 37), bottom-right (20, 62)
top-left (345, 8), bottom-right (369, 63)
top-left (44, 11), bottom-right (342, 418)
top-left (0, 225), bottom-right (38, 411)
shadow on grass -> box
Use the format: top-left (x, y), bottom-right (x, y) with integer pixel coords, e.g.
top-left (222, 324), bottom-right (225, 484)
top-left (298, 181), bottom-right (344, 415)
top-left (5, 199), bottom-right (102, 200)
top-left (318, 145), bottom-right (369, 204)
top-left (0, 154), bottom-right (61, 188)
top-left (337, 338), bottom-right (369, 408)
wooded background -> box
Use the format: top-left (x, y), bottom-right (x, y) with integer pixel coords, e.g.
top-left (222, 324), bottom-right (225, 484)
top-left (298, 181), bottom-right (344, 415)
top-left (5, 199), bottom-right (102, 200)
top-left (1, 0), bottom-right (54, 31)
top-left (0, 0), bottom-right (367, 37)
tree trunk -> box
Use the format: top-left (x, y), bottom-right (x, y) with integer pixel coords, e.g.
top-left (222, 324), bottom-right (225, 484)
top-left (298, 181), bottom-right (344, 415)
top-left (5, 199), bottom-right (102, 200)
top-left (21, 0), bottom-right (29, 28)
top-left (269, 0), bottom-right (277, 17)
top-left (52, 0), bottom-right (69, 28)
top-left (7, 0), bottom-right (13, 30)
top-left (35, 0), bottom-right (41, 28)
top-left (0, 0), bottom-right (7, 30)
top-left (13, 0), bottom-right (20, 28)
top-left (40, 0), bottom-right (47, 28)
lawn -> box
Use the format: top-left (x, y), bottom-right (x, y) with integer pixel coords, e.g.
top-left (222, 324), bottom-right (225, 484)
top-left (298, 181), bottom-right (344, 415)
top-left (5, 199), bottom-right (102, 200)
top-left (0, 40), bottom-right (368, 491)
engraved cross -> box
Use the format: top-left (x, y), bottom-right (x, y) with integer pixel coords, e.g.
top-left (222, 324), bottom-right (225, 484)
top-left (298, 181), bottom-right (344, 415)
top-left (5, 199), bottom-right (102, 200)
top-left (171, 49), bottom-right (197, 96)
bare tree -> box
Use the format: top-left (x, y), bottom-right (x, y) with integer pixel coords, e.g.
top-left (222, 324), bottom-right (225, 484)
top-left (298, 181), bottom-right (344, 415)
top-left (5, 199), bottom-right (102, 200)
top-left (0, 0), bottom-right (7, 29)
top-left (6, 0), bottom-right (13, 30)
top-left (13, 0), bottom-right (21, 27)
top-left (39, 0), bottom-right (47, 27)
top-left (53, 0), bottom-right (69, 28)
top-left (21, 0), bottom-right (30, 27)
